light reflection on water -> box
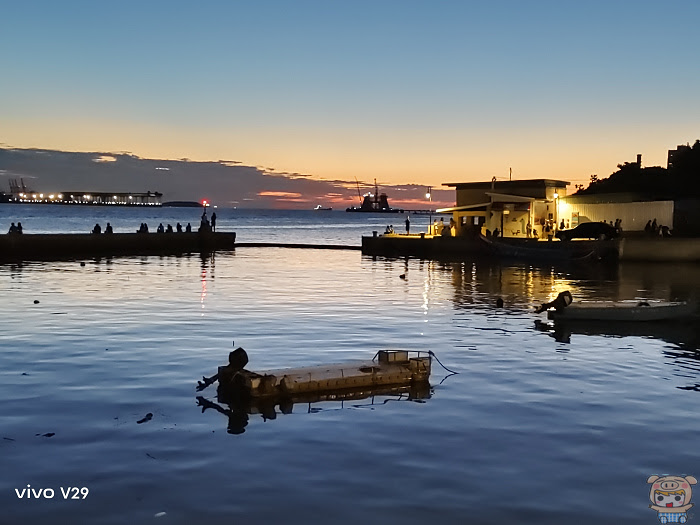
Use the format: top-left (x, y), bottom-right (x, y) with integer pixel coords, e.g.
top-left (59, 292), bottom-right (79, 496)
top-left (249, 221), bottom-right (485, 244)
top-left (2, 246), bottom-right (700, 523)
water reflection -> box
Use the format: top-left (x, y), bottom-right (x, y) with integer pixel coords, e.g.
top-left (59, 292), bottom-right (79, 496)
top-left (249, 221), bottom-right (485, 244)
top-left (200, 252), bottom-right (215, 312)
top-left (439, 260), bottom-right (700, 308)
top-left (534, 318), bottom-right (699, 346)
top-left (196, 383), bottom-right (432, 435)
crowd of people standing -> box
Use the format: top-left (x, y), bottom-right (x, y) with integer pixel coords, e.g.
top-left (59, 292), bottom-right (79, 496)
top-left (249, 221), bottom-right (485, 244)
top-left (6, 208), bottom-right (220, 236)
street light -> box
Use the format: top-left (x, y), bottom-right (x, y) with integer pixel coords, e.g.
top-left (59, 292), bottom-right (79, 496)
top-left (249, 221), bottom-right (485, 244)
top-left (426, 187), bottom-right (432, 234)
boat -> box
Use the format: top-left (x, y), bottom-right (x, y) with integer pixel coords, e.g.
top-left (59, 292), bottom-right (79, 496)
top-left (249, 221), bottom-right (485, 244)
top-left (313, 205), bottom-right (333, 211)
top-left (546, 300), bottom-right (696, 322)
top-left (480, 235), bottom-right (620, 263)
top-left (346, 178), bottom-right (404, 213)
top-left (197, 349), bottom-right (431, 400)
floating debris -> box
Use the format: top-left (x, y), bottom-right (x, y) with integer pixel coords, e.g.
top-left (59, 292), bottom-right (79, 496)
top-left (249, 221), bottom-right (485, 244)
top-left (137, 413), bottom-right (153, 424)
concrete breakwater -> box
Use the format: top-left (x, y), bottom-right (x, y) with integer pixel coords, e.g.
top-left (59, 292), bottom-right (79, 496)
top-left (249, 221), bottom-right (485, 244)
top-left (0, 232), bottom-right (236, 261)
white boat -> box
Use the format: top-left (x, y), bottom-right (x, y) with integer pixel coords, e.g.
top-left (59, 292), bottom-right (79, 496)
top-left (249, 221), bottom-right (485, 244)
top-left (547, 300), bottom-right (695, 322)
top-left (313, 205), bottom-right (332, 211)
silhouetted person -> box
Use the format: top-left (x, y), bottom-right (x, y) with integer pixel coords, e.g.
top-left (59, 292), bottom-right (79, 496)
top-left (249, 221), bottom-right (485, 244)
top-left (176, 222), bottom-right (183, 233)
top-left (535, 290), bottom-right (573, 313)
top-left (105, 222), bottom-right (113, 234)
top-left (211, 212), bottom-right (217, 232)
top-left (166, 224), bottom-right (173, 233)
top-left (7, 222), bottom-right (17, 234)
top-left (559, 219), bottom-right (565, 230)
top-left (661, 225), bottom-right (671, 238)
top-left (493, 228), bottom-right (500, 238)
top-left (92, 223), bottom-right (101, 234)
top-left (405, 216), bottom-right (410, 234)
top-left (16, 222), bottom-right (23, 234)
top-left (496, 297), bottom-right (504, 308)
top-left (157, 223), bottom-right (164, 233)
top-left (651, 218), bottom-right (658, 234)
top-left (185, 223), bottom-right (192, 233)
top-left (526, 222), bottom-right (532, 238)
top-left (197, 347), bottom-right (250, 392)
top-left (645, 220), bottom-right (652, 235)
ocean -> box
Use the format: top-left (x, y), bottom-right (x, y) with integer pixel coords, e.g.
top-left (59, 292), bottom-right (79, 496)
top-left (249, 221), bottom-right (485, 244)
top-left (2, 204), bottom-right (700, 524)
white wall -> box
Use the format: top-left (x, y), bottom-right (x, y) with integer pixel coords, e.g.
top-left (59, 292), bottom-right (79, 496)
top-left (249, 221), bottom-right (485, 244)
top-left (558, 200), bottom-right (674, 231)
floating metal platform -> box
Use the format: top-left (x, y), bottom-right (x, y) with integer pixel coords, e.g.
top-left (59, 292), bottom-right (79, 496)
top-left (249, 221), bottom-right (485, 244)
top-left (218, 350), bottom-right (431, 399)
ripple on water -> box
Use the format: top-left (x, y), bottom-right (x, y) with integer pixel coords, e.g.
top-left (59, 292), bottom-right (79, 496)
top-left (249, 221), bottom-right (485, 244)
top-left (2, 251), bottom-right (700, 523)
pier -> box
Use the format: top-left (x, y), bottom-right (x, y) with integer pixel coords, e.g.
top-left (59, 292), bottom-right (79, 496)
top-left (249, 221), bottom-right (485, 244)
top-left (0, 232), bottom-right (236, 262)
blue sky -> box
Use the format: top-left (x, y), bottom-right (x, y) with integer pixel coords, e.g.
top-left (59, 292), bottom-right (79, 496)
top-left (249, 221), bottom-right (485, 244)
top-left (2, 0), bottom-right (699, 196)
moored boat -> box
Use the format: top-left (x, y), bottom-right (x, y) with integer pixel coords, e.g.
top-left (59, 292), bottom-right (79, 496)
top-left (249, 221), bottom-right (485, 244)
top-left (546, 300), bottom-right (696, 322)
top-left (480, 235), bottom-right (620, 263)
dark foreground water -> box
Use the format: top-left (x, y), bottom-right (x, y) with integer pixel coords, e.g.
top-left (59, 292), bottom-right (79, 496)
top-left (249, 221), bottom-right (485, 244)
top-left (2, 205), bottom-right (700, 524)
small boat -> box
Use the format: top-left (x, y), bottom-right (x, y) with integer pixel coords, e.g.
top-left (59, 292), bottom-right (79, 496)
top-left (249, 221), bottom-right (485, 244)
top-left (198, 349), bottom-right (432, 400)
top-left (547, 300), bottom-right (695, 322)
top-left (313, 205), bottom-right (333, 211)
top-left (480, 235), bottom-right (620, 263)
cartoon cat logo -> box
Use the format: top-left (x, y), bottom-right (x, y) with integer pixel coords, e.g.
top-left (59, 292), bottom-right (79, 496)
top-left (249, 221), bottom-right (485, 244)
top-left (648, 475), bottom-right (697, 523)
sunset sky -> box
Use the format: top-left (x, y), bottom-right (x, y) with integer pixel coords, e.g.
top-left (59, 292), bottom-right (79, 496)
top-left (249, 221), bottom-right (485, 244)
top-left (2, 0), bottom-right (699, 202)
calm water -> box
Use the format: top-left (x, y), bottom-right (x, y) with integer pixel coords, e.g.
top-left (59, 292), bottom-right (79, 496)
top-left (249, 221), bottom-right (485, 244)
top-left (2, 204), bottom-right (700, 524)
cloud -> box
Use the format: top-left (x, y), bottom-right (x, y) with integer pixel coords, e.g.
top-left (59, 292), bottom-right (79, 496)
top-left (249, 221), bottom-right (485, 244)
top-left (0, 146), bottom-right (458, 209)
top-left (257, 191), bottom-right (303, 198)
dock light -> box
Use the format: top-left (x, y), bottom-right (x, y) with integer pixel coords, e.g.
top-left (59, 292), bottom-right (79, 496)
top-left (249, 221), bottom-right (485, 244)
top-left (553, 192), bottom-right (559, 199)
top-left (58, 194), bottom-right (62, 199)
top-left (202, 199), bottom-right (209, 207)
top-left (426, 186), bottom-right (433, 234)
top-left (113, 195), bottom-right (118, 200)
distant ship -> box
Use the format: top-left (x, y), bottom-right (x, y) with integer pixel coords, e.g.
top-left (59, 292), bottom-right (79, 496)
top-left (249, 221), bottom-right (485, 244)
top-left (313, 205), bottom-right (333, 211)
top-left (346, 179), bottom-right (404, 213)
